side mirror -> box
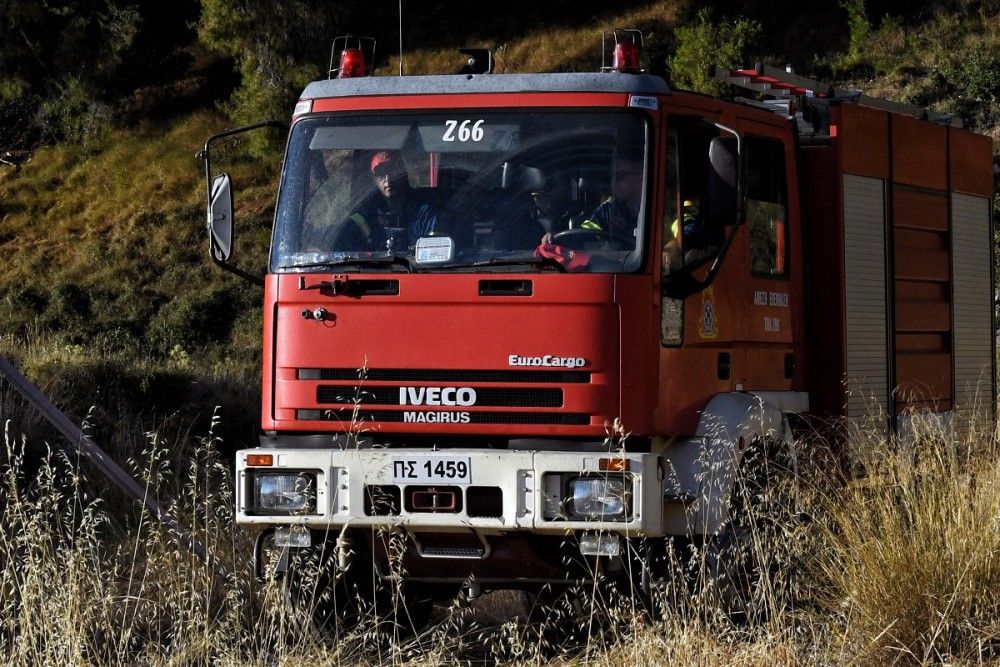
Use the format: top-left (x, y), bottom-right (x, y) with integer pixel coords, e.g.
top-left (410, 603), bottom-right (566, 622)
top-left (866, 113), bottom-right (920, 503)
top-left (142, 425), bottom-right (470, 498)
top-left (208, 173), bottom-right (233, 262)
top-left (706, 135), bottom-right (739, 226)
top-left (199, 119), bottom-right (286, 286)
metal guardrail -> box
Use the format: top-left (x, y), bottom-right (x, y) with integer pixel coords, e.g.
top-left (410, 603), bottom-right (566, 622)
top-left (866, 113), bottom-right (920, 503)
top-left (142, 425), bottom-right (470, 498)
top-left (0, 357), bottom-right (224, 576)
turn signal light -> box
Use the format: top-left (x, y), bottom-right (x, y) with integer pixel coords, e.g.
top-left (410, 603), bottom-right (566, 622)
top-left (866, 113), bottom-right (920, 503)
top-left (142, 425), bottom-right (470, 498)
top-left (247, 454), bottom-right (274, 467)
top-left (599, 457), bottom-right (630, 472)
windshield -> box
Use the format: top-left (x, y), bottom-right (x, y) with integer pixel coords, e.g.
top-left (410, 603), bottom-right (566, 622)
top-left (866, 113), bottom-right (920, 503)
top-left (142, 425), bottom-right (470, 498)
top-left (272, 110), bottom-right (648, 273)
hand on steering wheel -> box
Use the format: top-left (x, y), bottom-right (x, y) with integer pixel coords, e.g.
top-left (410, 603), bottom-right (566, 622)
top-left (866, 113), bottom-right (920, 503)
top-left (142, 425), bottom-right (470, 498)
top-left (549, 227), bottom-right (622, 250)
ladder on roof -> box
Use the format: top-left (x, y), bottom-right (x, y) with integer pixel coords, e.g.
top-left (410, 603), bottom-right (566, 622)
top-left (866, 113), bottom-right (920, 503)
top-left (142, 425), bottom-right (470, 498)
top-left (713, 63), bottom-right (961, 128)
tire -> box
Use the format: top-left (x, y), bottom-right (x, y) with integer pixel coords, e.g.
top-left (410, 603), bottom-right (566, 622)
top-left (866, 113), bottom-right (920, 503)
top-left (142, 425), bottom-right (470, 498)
top-left (282, 535), bottom-right (381, 640)
top-left (700, 440), bottom-right (797, 622)
top-left (283, 532), bottom-right (440, 641)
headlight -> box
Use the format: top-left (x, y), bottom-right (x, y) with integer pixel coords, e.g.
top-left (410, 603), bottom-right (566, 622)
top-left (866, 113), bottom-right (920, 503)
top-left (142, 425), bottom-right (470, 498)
top-left (567, 476), bottom-right (630, 521)
top-left (253, 472), bottom-right (316, 514)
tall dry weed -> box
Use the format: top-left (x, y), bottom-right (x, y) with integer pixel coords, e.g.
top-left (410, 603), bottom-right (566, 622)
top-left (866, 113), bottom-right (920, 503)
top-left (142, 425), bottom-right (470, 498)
top-left (814, 413), bottom-right (1000, 664)
top-left (0, 404), bottom-right (997, 665)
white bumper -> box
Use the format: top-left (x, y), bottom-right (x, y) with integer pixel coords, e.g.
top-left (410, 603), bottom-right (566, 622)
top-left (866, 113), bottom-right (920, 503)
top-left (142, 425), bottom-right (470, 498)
top-left (236, 448), bottom-right (665, 537)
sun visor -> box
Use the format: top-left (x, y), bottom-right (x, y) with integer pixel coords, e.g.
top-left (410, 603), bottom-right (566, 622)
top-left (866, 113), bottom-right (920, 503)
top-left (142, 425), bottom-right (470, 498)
top-left (308, 125), bottom-right (410, 151)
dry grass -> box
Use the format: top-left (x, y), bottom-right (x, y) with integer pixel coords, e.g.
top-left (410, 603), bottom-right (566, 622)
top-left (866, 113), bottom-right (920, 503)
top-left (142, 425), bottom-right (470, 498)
top-left (814, 415), bottom-right (1000, 664)
top-left (0, 405), bottom-right (997, 665)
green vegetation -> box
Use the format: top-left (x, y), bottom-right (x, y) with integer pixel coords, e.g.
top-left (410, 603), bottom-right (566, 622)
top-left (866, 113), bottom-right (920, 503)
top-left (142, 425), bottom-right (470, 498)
top-left (669, 8), bottom-right (762, 96)
top-left (0, 111), bottom-right (276, 364)
top-left (0, 110), bottom-right (277, 449)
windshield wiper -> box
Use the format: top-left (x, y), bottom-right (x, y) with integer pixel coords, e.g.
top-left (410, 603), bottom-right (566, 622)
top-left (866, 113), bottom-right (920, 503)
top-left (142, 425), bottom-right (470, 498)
top-left (279, 256), bottom-right (413, 272)
top-left (442, 255), bottom-right (568, 273)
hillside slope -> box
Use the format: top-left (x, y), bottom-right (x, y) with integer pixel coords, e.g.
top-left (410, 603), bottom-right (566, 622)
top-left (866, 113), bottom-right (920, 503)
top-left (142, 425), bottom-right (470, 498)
top-left (0, 0), bottom-right (996, 436)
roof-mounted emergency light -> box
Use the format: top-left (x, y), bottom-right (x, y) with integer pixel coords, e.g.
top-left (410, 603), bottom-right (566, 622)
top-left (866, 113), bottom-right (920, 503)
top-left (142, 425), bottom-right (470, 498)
top-left (602, 29), bottom-right (643, 74)
top-left (329, 35), bottom-right (376, 79)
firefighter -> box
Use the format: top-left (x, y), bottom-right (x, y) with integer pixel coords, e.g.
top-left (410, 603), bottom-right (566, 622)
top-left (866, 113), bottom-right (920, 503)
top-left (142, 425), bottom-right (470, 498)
top-left (338, 150), bottom-right (440, 252)
top-left (664, 197), bottom-right (719, 271)
top-left (671, 198), bottom-right (699, 239)
top-left (539, 156), bottom-right (642, 248)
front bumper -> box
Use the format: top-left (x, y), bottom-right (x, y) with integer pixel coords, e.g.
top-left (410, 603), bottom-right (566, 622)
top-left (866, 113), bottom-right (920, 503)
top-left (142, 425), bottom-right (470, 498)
top-left (236, 448), bottom-right (665, 537)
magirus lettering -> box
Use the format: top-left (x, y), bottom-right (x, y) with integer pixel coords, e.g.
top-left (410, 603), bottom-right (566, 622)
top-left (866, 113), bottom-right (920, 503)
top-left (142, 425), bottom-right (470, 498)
top-left (403, 411), bottom-right (472, 423)
top-left (507, 354), bottom-right (587, 369)
top-left (399, 387), bottom-right (477, 406)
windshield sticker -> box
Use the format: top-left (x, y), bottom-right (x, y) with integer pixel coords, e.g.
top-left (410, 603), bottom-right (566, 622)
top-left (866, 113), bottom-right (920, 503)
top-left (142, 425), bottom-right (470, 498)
top-left (415, 236), bottom-right (454, 263)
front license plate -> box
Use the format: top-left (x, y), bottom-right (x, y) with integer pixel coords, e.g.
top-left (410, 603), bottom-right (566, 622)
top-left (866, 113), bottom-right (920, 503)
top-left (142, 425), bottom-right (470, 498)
top-left (392, 456), bottom-right (472, 485)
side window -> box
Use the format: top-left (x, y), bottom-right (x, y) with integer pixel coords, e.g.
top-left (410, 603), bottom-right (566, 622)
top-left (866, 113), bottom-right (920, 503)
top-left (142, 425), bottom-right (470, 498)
top-left (746, 137), bottom-right (788, 277)
top-left (662, 117), bottom-right (728, 276)
top-left (662, 127), bottom-right (680, 275)
top-left (661, 117), bottom-right (726, 345)
top-left (661, 127), bottom-right (682, 345)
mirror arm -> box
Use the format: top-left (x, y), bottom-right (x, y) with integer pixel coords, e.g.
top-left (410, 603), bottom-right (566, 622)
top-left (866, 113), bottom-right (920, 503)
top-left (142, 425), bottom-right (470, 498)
top-left (197, 119), bottom-right (288, 212)
top-left (215, 260), bottom-right (265, 286)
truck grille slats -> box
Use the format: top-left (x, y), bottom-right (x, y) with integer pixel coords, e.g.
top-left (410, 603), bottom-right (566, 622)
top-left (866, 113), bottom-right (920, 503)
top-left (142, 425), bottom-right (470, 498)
top-left (299, 368), bottom-right (590, 383)
top-left (317, 386), bottom-right (563, 408)
top-left (298, 409), bottom-right (589, 425)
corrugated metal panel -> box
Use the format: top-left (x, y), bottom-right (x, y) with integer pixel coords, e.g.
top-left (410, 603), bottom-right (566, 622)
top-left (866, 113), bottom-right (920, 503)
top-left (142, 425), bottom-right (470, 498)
top-left (843, 175), bottom-right (889, 430)
top-left (951, 193), bottom-right (994, 423)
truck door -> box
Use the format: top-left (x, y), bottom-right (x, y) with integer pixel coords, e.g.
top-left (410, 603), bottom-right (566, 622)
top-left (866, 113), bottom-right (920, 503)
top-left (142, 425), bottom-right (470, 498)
top-left (732, 122), bottom-right (803, 392)
top-left (657, 111), bottom-right (746, 433)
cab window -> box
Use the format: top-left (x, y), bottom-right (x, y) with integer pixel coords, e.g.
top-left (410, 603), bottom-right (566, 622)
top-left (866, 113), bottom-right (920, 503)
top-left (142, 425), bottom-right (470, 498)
top-left (746, 137), bottom-right (788, 277)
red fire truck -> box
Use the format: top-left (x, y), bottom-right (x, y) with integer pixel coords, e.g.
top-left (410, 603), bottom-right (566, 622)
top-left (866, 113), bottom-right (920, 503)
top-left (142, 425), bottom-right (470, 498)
top-left (201, 33), bottom-right (996, 619)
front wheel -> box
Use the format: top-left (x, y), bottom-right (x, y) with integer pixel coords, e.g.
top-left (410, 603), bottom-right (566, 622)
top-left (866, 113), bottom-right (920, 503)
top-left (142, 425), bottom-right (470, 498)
top-left (700, 441), bottom-right (798, 622)
top-left (283, 532), bottom-right (440, 641)
top-left (282, 535), bottom-right (381, 640)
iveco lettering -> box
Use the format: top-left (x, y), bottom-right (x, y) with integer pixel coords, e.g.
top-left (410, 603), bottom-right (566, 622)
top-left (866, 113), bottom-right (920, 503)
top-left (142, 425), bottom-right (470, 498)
top-left (399, 387), bottom-right (477, 406)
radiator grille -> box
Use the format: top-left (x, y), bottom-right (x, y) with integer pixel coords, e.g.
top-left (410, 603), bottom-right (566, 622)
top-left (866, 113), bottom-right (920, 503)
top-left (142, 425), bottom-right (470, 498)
top-left (317, 386), bottom-right (563, 408)
top-left (299, 368), bottom-right (590, 383)
top-left (298, 409), bottom-right (588, 425)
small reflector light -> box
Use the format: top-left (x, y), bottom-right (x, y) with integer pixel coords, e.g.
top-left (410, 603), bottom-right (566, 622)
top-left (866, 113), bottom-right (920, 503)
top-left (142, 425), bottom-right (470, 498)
top-left (293, 100), bottom-right (312, 116)
top-left (579, 531), bottom-right (620, 557)
top-left (599, 457), bottom-right (630, 472)
top-left (613, 42), bottom-right (640, 73)
top-left (247, 454), bottom-right (274, 467)
top-left (338, 47), bottom-right (366, 78)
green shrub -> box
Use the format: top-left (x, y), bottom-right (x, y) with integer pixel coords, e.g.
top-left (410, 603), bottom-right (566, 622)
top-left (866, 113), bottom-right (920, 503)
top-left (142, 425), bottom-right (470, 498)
top-left (35, 77), bottom-right (114, 145)
top-left (40, 282), bottom-right (92, 330)
top-left (951, 42), bottom-right (1000, 102)
top-left (669, 8), bottom-right (761, 96)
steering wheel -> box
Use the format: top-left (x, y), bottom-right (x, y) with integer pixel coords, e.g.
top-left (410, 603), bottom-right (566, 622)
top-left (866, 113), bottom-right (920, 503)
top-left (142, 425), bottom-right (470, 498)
top-left (550, 227), bottom-right (624, 250)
